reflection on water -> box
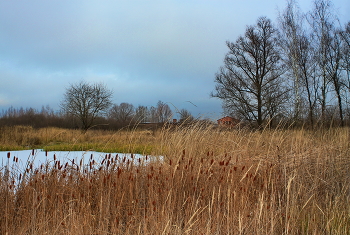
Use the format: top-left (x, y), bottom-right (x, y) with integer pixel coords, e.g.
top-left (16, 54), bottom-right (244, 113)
top-left (0, 149), bottom-right (158, 173)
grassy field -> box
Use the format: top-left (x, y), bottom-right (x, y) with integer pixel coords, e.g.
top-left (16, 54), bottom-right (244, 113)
top-left (1, 124), bottom-right (350, 234)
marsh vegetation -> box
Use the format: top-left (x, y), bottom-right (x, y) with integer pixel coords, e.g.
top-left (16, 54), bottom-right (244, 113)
top-left (1, 124), bottom-right (349, 234)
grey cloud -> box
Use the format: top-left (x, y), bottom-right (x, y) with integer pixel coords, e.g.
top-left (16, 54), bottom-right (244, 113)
top-left (0, 0), bottom-right (349, 118)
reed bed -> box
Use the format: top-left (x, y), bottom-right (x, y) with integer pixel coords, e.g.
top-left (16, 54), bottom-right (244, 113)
top-left (1, 123), bottom-right (350, 234)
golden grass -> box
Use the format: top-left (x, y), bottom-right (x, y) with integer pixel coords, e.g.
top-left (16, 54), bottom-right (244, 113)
top-left (0, 126), bottom-right (157, 154)
top-left (1, 123), bottom-right (350, 234)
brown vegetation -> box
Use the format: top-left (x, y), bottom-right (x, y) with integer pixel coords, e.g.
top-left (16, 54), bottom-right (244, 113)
top-left (1, 123), bottom-right (350, 234)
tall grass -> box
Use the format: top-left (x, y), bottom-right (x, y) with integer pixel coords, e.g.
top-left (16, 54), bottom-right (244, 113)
top-left (1, 124), bottom-right (349, 234)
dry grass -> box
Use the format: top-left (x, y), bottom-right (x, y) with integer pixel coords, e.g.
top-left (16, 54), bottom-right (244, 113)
top-left (1, 123), bottom-right (350, 234)
top-left (0, 126), bottom-right (157, 153)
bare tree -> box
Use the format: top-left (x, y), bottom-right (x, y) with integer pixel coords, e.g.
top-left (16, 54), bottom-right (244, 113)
top-left (155, 101), bottom-right (172, 123)
top-left (279, 0), bottom-right (318, 127)
top-left (308, 0), bottom-right (345, 126)
top-left (308, 0), bottom-right (337, 123)
top-left (108, 102), bottom-right (135, 124)
top-left (60, 81), bottom-right (113, 131)
top-left (212, 17), bottom-right (287, 127)
top-left (328, 29), bottom-right (345, 126)
top-left (279, 0), bottom-right (304, 121)
top-left (179, 108), bottom-right (194, 123)
top-left (340, 22), bottom-right (350, 100)
top-left (134, 105), bottom-right (149, 123)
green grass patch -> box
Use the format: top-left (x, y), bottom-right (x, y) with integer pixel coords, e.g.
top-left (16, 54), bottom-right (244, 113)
top-left (42, 143), bottom-right (155, 155)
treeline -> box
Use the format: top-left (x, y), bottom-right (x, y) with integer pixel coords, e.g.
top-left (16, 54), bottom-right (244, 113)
top-left (213, 0), bottom-right (350, 128)
top-left (0, 101), bottom-right (195, 130)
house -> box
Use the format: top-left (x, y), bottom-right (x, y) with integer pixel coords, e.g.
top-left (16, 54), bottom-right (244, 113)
top-left (217, 116), bottom-right (240, 128)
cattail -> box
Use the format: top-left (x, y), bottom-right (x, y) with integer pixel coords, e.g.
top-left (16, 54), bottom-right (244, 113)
top-left (45, 150), bottom-right (48, 156)
top-left (169, 159), bottom-right (172, 165)
top-left (7, 152), bottom-right (10, 158)
top-left (54, 154), bottom-right (56, 161)
top-left (32, 149), bottom-right (35, 156)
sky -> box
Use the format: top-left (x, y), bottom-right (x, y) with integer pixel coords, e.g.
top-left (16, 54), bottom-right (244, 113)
top-left (0, 0), bottom-right (349, 120)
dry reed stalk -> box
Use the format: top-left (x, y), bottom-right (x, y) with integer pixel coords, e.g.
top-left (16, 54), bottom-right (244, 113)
top-left (0, 126), bottom-right (350, 234)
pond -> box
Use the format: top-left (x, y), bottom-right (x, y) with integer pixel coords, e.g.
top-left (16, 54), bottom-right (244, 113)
top-left (0, 149), bottom-right (158, 174)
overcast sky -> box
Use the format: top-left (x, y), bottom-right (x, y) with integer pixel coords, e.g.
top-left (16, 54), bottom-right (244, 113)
top-left (0, 0), bottom-right (349, 120)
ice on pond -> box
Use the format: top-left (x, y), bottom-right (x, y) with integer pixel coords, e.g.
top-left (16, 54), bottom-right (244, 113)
top-left (0, 149), bottom-right (160, 173)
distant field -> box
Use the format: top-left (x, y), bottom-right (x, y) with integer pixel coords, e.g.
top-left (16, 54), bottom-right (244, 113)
top-left (1, 124), bottom-right (349, 234)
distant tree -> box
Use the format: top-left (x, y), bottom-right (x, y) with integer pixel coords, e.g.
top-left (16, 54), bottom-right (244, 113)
top-left (149, 106), bottom-right (158, 123)
top-left (148, 101), bottom-right (173, 123)
top-left (108, 102), bottom-right (135, 124)
top-left (134, 105), bottom-right (149, 123)
top-left (60, 81), bottom-right (113, 131)
top-left (179, 109), bottom-right (194, 123)
top-left (212, 17), bottom-right (287, 127)
top-left (155, 101), bottom-right (173, 123)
